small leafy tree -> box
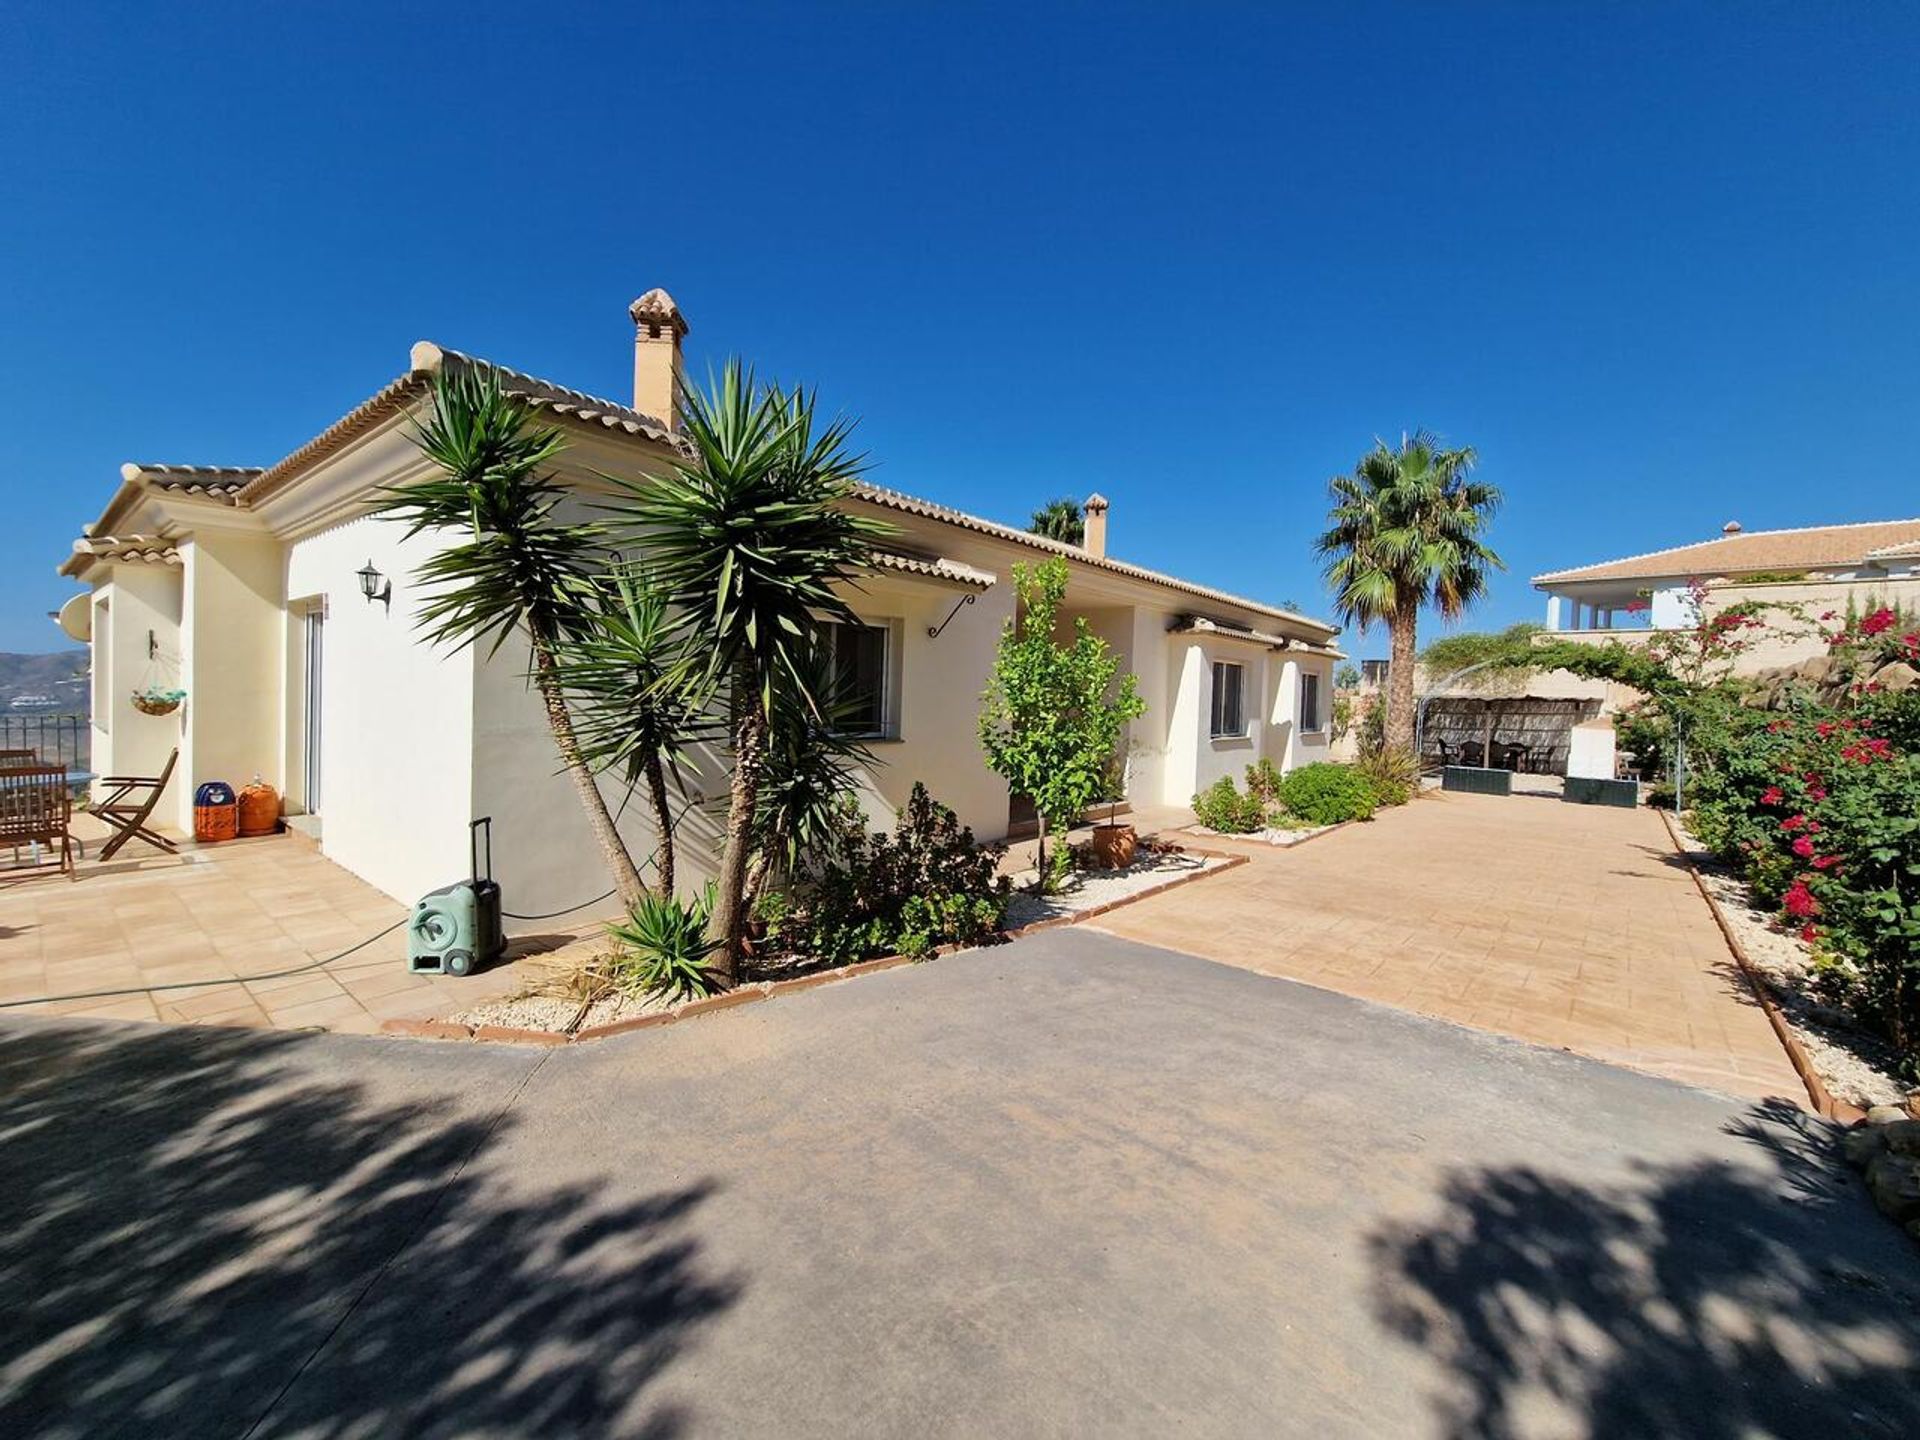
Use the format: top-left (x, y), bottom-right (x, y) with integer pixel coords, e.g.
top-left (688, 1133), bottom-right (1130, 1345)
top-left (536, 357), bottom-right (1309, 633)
top-left (979, 558), bottom-right (1145, 889)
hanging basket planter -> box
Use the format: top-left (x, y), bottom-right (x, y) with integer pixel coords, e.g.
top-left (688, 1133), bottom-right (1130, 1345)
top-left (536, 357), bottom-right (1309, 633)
top-left (132, 687), bottom-right (186, 717)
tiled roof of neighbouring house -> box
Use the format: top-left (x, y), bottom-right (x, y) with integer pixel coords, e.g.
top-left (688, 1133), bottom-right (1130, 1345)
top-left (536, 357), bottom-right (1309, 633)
top-left (1534, 518), bottom-right (1920, 586)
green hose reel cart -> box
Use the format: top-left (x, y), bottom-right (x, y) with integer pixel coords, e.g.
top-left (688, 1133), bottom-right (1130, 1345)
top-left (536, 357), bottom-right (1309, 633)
top-left (408, 817), bottom-right (505, 977)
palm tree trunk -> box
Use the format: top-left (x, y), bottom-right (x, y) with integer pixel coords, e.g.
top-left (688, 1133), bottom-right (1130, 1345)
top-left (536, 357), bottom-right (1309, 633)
top-left (1387, 607), bottom-right (1419, 754)
top-left (707, 658), bottom-right (765, 985)
top-left (644, 748), bottom-right (674, 898)
top-left (530, 643), bottom-right (648, 907)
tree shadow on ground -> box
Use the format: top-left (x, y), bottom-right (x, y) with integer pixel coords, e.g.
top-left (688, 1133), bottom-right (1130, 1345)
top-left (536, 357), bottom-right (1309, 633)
top-left (0, 1019), bottom-right (739, 1438)
top-left (1369, 1097), bottom-right (1920, 1439)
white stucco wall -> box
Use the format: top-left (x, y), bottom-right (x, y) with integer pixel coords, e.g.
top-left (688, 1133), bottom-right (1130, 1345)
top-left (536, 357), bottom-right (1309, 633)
top-left (839, 572), bottom-right (1017, 842)
top-left (177, 532), bottom-right (285, 832)
top-left (88, 564), bottom-right (186, 820)
top-left (286, 514), bottom-right (475, 906)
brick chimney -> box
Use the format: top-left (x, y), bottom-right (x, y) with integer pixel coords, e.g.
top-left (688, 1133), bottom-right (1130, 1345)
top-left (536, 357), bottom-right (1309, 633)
top-left (1083, 492), bottom-right (1109, 557)
top-left (628, 288), bottom-right (688, 429)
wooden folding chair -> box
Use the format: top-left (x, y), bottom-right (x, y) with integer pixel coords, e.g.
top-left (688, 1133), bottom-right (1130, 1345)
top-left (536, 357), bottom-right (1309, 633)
top-left (1, 762), bottom-right (74, 878)
top-left (97, 748), bottom-right (180, 861)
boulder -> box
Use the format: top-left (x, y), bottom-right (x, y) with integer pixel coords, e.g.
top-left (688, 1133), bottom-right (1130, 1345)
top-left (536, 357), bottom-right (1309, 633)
top-left (1795, 655), bottom-right (1833, 685)
top-left (1866, 1153), bottom-right (1920, 1222)
top-left (1866, 1104), bottom-right (1910, 1126)
top-left (1843, 1125), bottom-right (1889, 1169)
top-left (1869, 660), bottom-right (1920, 694)
top-left (1884, 1119), bottom-right (1920, 1158)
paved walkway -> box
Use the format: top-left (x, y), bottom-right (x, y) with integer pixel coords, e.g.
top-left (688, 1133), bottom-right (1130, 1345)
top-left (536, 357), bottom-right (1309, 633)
top-left (0, 819), bottom-right (596, 1032)
top-left (3, 929), bottom-right (1912, 1438)
top-left (1095, 791), bottom-right (1806, 1103)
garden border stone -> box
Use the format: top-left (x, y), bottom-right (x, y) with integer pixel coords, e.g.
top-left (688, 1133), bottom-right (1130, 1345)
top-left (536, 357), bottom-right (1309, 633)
top-left (380, 842), bottom-right (1247, 1047)
top-left (1657, 807), bottom-right (1861, 1123)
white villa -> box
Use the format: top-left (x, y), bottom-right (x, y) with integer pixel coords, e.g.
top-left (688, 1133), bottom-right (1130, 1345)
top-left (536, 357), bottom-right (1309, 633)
top-left (55, 290), bottom-right (1341, 921)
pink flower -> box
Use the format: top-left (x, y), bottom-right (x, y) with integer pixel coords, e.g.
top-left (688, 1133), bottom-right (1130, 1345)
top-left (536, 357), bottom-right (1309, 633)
top-left (1791, 835), bottom-right (1816, 858)
top-left (1760, 786), bottom-right (1784, 806)
top-left (1784, 879), bottom-right (1820, 918)
top-left (1807, 784), bottom-right (1828, 802)
top-left (1781, 814), bottom-right (1807, 832)
top-left (1812, 854), bottom-right (1842, 870)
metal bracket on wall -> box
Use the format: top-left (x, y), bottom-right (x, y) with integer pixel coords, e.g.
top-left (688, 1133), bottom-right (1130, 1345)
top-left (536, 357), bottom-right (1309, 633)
top-left (926, 592), bottom-right (976, 640)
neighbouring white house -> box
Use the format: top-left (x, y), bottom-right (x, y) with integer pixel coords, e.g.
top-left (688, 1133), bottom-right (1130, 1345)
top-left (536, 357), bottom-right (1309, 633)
top-left (1535, 516), bottom-right (1920, 672)
top-left (55, 290), bottom-right (1341, 923)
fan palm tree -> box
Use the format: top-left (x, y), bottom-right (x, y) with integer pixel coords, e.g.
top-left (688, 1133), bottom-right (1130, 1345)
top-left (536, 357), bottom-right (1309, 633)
top-left (1314, 432), bottom-right (1503, 755)
top-left (376, 367), bottom-right (650, 905)
top-left (618, 360), bottom-right (888, 981)
top-left (556, 565), bottom-right (715, 897)
top-left (1029, 496), bottom-right (1084, 545)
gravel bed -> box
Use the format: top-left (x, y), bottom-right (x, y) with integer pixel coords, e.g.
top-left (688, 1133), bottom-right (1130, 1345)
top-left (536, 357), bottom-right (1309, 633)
top-left (1672, 816), bottom-right (1912, 1109)
top-left (450, 982), bottom-right (671, 1035)
top-left (1185, 821), bottom-right (1338, 846)
top-left (1003, 850), bottom-right (1225, 929)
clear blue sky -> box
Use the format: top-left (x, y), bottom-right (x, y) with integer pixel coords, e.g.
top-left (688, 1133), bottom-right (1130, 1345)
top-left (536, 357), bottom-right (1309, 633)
top-left (3, 2), bottom-right (1916, 657)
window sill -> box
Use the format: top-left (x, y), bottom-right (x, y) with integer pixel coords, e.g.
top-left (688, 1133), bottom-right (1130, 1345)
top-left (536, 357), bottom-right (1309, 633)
top-left (1209, 733), bottom-right (1252, 747)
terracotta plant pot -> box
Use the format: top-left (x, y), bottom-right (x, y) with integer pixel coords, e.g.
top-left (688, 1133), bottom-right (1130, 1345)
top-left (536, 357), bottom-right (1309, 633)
top-left (1088, 822), bottom-right (1137, 870)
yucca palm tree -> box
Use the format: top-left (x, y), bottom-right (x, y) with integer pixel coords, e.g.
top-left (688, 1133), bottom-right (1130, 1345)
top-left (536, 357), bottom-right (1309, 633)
top-left (1314, 432), bottom-right (1503, 754)
top-left (1029, 496), bottom-right (1084, 545)
top-left (556, 566), bottom-right (714, 897)
top-left (619, 361), bottom-right (888, 981)
top-left (377, 367), bottom-right (650, 905)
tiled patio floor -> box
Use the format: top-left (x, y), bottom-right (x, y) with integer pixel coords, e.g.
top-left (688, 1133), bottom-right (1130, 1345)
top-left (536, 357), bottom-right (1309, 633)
top-left (0, 819), bottom-right (596, 1034)
top-left (1095, 791), bottom-right (1808, 1104)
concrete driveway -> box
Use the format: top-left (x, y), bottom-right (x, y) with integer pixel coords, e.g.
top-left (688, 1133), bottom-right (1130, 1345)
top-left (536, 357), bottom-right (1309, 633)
top-left (3, 928), bottom-right (1915, 1438)
top-left (1107, 791), bottom-right (1806, 1102)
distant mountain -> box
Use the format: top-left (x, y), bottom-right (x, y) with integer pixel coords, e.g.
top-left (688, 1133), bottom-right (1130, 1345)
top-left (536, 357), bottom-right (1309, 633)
top-left (0, 651), bottom-right (89, 713)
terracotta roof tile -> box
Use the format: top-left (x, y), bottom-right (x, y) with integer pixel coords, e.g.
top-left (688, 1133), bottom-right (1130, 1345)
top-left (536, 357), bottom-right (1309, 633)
top-left (868, 551), bottom-right (996, 589)
top-left (1534, 518), bottom-right (1920, 585)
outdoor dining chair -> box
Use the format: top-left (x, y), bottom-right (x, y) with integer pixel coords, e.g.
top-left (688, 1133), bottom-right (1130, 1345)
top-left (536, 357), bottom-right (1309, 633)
top-left (1, 762), bottom-right (74, 878)
top-left (97, 748), bottom-right (180, 861)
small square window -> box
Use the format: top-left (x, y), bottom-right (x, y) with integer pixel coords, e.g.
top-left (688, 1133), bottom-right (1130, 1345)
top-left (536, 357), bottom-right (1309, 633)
top-left (824, 620), bottom-right (889, 737)
top-left (1210, 661), bottom-right (1246, 738)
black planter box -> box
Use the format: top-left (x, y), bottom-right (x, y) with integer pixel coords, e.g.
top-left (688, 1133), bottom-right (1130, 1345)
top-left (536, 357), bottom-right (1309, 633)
top-left (1442, 765), bottom-right (1513, 796)
top-left (1563, 776), bottom-right (1639, 808)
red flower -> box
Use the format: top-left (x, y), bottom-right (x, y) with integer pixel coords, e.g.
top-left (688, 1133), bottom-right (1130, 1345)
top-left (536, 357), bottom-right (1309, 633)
top-left (1760, 786), bottom-right (1784, 806)
top-left (1783, 879), bottom-right (1820, 918)
top-left (1812, 854), bottom-right (1842, 870)
top-left (1781, 814), bottom-right (1807, 832)
top-left (1861, 607), bottom-right (1896, 636)
top-left (1807, 784), bottom-right (1828, 801)
top-left (1799, 923), bottom-right (1818, 944)
top-left (1791, 835), bottom-right (1815, 857)
top-left (1816, 721), bottom-right (1838, 739)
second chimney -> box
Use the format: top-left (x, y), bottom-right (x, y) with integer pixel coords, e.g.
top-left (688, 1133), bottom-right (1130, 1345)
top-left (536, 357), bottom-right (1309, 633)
top-left (628, 288), bottom-right (688, 429)
top-left (1083, 493), bottom-right (1110, 557)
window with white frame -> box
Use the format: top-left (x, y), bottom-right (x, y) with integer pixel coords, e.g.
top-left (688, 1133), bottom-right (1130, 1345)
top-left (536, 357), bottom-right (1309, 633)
top-left (1209, 660), bottom-right (1246, 738)
top-left (823, 619), bottom-right (890, 737)
top-left (1299, 671), bottom-right (1323, 731)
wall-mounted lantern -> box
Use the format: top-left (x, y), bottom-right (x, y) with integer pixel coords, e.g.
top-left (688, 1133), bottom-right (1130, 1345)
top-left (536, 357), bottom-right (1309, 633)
top-left (357, 559), bottom-right (391, 610)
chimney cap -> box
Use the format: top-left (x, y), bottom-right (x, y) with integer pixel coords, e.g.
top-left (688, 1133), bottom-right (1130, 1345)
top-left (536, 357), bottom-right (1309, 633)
top-left (1084, 492), bottom-right (1110, 512)
top-left (1723, 520), bottom-right (1742, 534)
top-left (629, 288), bottom-right (688, 336)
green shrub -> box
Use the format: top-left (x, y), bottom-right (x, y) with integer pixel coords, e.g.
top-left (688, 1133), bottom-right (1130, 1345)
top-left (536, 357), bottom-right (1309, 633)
top-left (789, 783), bottom-right (1010, 965)
top-left (1244, 758), bottom-right (1284, 808)
top-left (1276, 763), bottom-right (1377, 825)
top-left (1193, 776), bottom-right (1267, 833)
top-left (607, 883), bottom-right (722, 1000)
top-left (1353, 746), bottom-right (1418, 807)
